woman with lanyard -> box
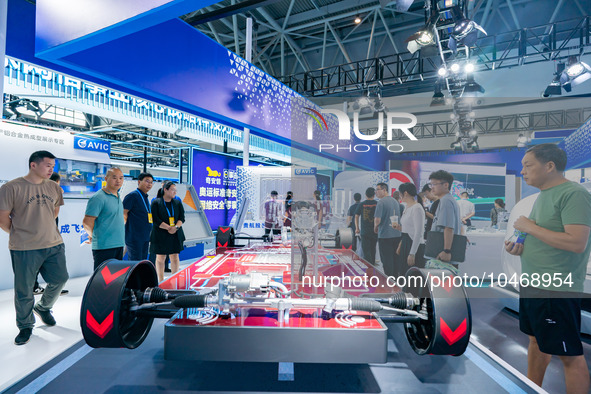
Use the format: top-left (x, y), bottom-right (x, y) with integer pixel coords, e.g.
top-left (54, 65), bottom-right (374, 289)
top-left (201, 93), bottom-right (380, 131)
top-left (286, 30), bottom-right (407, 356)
top-left (150, 181), bottom-right (185, 282)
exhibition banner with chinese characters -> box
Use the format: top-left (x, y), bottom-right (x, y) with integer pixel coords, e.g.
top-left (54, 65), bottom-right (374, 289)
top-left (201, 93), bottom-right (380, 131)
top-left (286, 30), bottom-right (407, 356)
top-left (191, 150), bottom-right (244, 229)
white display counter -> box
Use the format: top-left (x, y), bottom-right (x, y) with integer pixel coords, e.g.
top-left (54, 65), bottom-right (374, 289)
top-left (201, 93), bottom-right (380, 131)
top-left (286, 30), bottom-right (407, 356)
top-left (459, 230), bottom-right (507, 279)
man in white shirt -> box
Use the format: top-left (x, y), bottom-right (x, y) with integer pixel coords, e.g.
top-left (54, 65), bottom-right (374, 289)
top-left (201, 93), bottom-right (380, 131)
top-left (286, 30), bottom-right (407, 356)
top-left (457, 192), bottom-right (475, 234)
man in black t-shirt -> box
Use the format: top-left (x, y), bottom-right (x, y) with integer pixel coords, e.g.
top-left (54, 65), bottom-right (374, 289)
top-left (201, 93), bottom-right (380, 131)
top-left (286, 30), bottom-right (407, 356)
top-left (346, 193), bottom-right (362, 252)
top-left (422, 184), bottom-right (440, 238)
top-left (355, 188), bottom-right (378, 265)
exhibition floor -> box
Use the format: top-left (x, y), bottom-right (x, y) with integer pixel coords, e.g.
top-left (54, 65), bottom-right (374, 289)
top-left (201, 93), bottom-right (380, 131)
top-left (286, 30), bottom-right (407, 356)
top-left (6, 322), bottom-right (537, 394)
top-left (2, 275), bottom-right (590, 393)
top-left (0, 261), bottom-right (195, 393)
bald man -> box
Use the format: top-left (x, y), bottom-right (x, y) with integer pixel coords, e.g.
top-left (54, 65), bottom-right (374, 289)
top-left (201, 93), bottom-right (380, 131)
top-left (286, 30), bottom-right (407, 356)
top-left (83, 167), bottom-right (126, 269)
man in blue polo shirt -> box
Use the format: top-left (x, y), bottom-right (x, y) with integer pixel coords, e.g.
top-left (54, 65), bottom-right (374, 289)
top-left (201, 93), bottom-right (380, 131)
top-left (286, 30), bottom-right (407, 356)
top-left (83, 167), bottom-right (125, 270)
top-left (123, 173), bottom-right (154, 261)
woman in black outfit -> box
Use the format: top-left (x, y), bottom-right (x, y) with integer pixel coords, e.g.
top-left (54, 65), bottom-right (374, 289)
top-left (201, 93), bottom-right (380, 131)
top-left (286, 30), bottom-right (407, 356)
top-left (150, 181), bottom-right (185, 282)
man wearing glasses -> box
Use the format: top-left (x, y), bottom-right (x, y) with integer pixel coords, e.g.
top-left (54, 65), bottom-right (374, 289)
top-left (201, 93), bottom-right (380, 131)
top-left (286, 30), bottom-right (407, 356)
top-left (123, 172), bottom-right (154, 261)
top-left (428, 170), bottom-right (461, 266)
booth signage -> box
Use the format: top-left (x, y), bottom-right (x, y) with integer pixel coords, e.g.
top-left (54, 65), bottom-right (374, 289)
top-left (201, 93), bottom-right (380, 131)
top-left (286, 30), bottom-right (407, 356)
top-left (294, 168), bottom-right (317, 175)
top-left (74, 136), bottom-right (111, 154)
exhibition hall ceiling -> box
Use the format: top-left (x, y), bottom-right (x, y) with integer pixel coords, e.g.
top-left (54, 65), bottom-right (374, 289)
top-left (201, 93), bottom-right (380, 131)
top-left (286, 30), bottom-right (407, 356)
top-left (5, 0), bottom-right (591, 167)
top-left (184, 0), bottom-right (591, 97)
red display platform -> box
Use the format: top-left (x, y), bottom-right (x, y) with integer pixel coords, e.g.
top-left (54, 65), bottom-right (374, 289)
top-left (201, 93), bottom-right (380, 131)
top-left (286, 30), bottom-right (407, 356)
top-left (160, 242), bottom-right (396, 296)
top-left (160, 242), bottom-right (390, 363)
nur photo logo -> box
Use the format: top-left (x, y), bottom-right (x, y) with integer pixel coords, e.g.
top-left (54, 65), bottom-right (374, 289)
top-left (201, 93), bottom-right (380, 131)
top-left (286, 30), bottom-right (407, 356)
top-left (303, 107), bottom-right (419, 153)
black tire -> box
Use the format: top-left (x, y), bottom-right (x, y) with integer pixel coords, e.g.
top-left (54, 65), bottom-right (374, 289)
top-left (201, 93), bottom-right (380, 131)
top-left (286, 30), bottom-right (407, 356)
top-left (80, 259), bottom-right (158, 349)
top-left (403, 267), bottom-right (472, 356)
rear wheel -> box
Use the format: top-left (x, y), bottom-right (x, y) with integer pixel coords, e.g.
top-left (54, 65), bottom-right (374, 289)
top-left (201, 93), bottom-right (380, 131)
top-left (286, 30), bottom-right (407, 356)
top-left (404, 267), bottom-right (471, 356)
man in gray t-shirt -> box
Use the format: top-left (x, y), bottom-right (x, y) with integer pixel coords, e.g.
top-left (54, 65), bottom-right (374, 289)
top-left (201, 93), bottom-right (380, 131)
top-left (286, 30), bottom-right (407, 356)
top-left (374, 182), bottom-right (402, 277)
top-left (428, 171), bottom-right (461, 264)
top-left (433, 193), bottom-right (461, 235)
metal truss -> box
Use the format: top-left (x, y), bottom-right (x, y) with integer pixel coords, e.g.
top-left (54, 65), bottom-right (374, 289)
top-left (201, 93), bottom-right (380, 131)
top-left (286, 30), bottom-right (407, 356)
top-left (280, 16), bottom-right (591, 97)
top-left (375, 106), bottom-right (591, 141)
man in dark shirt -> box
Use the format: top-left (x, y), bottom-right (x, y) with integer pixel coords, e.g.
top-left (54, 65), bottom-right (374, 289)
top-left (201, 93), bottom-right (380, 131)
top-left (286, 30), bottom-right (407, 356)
top-left (355, 188), bottom-right (378, 265)
top-left (422, 184), bottom-right (440, 238)
top-left (123, 173), bottom-right (154, 260)
top-left (346, 193), bottom-right (362, 252)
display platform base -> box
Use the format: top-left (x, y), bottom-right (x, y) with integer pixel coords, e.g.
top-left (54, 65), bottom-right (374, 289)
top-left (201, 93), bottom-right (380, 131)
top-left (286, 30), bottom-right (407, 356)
top-left (164, 307), bottom-right (388, 363)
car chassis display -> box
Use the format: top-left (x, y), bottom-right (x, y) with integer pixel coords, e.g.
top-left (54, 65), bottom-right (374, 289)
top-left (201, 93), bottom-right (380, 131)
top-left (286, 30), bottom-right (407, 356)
top-left (80, 204), bottom-right (471, 363)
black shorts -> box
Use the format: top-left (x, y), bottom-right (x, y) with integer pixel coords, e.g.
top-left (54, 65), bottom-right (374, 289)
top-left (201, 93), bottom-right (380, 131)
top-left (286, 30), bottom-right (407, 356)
top-left (519, 286), bottom-right (583, 356)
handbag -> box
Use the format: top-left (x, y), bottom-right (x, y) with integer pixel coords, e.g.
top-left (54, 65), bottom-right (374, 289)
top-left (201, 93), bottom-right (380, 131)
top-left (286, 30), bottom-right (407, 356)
top-left (424, 230), bottom-right (467, 263)
top-left (400, 232), bottom-right (426, 269)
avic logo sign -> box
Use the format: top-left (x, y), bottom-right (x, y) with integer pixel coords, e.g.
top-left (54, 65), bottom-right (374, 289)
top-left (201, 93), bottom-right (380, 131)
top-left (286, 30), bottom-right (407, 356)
top-left (74, 137), bottom-right (110, 154)
top-left (303, 108), bottom-right (418, 154)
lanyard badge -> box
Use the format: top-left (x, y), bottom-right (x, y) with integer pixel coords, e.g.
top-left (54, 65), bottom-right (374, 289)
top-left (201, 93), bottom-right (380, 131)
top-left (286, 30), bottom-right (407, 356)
top-left (136, 190), bottom-right (152, 224)
top-left (165, 201), bottom-right (175, 226)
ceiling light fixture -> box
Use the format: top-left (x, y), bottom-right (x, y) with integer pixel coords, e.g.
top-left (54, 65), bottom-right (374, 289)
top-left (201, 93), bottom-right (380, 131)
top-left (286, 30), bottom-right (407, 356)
top-left (559, 55), bottom-right (591, 90)
top-left (448, 6), bottom-right (487, 54)
top-left (463, 75), bottom-right (485, 96)
top-left (430, 82), bottom-right (446, 107)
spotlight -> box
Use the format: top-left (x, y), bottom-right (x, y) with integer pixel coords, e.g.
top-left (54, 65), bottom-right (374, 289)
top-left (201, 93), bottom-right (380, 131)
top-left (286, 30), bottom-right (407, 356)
top-left (355, 93), bottom-right (375, 115)
top-left (430, 83), bottom-right (445, 107)
top-left (566, 62), bottom-right (585, 78)
top-left (469, 129), bottom-right (477, 137)
top-left (450, 63), bottom-right (460, 73)
top-left (543, 78), bottom-right (562, 97)
top-left (464, 63), bottom-right (475, 73)
top-left (438, 67), bottom-right (448, 77)
top-left (559, 55), bottom-right (591, 88)
top-left (406, 23), bottom-right (436, 54)
top-left (517, 133), bottom-right (528, 148)
top-left (374, 96), bottom-right (388, 113)
top-left (463, 75), bottom-right (485, 96)
top-left (354, 15), bottom-right (362, 24)
top-left (359, 105), bottom-right (374, 115)
top-left (448, 6), bottom-right (487, 54)
top-left (417, 30), bottom-right (434, 45)
top-left (357, 96), bottom-right (372, 107)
